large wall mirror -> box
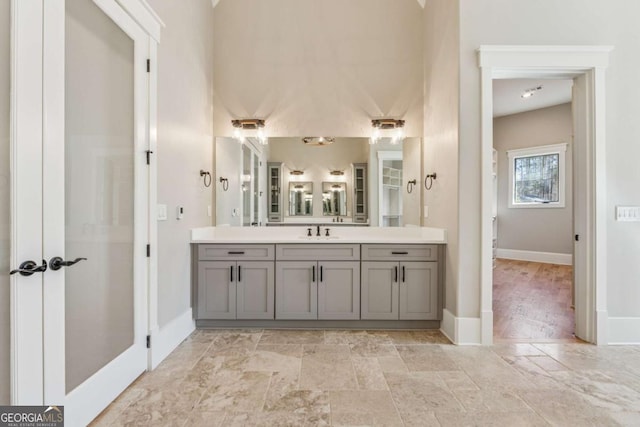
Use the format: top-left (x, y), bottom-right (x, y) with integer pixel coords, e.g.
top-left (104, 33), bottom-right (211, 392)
top-left (214, 137), bottom-right (422, 226)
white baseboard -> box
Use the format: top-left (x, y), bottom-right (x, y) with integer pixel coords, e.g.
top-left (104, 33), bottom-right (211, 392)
top-left (496, 248), bottom-right (573, 265)
top-left (149, 308), bottom-right (195, 369)
top-left (608, 317), bottom-right (640, 345)
top-left (440, 309), bottom-right (482, 345)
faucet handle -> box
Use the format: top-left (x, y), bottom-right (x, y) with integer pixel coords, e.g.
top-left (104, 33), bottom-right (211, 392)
top-left (307, 228), bottom-right (312, 237)
top-left (325, 228), bottom-right (330, 237)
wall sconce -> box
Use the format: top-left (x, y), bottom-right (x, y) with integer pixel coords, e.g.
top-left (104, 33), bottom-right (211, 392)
top-left (232, 119), bottom-right (268, 145)
top-left (329, 170), bottom-right (344, 176)
top-left (290, 170), bottom-right (304, 176)
top-left (370, 119), bottom-right (405, 145)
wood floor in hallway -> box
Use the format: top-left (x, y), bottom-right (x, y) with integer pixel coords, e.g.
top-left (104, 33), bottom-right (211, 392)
top-left (493, 258), bottom-right (576, 342)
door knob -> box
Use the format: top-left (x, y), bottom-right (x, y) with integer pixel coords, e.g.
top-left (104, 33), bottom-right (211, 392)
top-left (49, 257), bottom-right (87, 271)
top-left (9, 260), bottom-right (48, 276)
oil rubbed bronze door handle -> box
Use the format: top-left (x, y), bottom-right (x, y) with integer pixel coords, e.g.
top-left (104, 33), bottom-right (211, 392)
top-left (9, 260), bottom-right (48, 276)
top-left (312, 265), bottom-right (316, 282)
top-left (394, 265), bottom-right (398, 283)
top-left (49, 257), bottom-right (87, 271)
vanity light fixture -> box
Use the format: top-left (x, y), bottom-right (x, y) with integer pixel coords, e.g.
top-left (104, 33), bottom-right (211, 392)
top-left (329, 170), bottom-right (344, 176)
top-left (232, 119), bottom-right (268, 145)
top-left (521, 85), bottom-right (543, 99)
top-left (302, 136), bottom-right (335, 146)
top-left (290, 170), bottom-right (304, 176)
top-left (370, 119), bottom-right (405, 145)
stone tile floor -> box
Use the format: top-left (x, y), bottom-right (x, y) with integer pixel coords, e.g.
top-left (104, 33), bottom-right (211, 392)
top-left (90, 329), bottom-right (640, 426)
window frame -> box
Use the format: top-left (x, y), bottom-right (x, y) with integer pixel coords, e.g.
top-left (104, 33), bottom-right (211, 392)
top-left (507, 142), bottom-right (568, 209)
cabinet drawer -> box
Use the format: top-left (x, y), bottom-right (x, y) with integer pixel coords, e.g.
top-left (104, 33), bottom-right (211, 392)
top-left (276, 244), bottom-right (360, 261)
top-left (361, 244), bottom-right (438, 262)
top-left (198, 244), bottom-right (275, 261)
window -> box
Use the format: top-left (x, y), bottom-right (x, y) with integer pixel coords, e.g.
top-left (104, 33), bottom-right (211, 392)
top-left (507, 143), bottom-right (567, 208)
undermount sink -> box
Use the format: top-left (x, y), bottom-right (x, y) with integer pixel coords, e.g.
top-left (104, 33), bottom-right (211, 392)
top-left (298, 235), bottom-right (340, 240)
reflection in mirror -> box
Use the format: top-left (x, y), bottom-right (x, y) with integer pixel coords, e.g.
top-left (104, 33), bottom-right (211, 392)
top-left (289, 181), bottom-right (313, 216)
top-left (322, 182), bottom-right (347, 216)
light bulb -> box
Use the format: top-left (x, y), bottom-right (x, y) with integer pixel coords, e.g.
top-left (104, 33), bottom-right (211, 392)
top-left (233, 127), bottom-right (243, 142)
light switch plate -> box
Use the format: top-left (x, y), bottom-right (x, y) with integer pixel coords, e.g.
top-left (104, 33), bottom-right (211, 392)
top-left (157, 204), bottom-right (168, 221)
top-left (176, 206), bottom-right (184, 220)
top-left (423, 205), bottom-right (429, 218)
top-left (616, 206), bottom-right (640, 222)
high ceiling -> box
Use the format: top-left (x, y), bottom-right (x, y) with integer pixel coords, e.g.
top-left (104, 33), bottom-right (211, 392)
top-left (493, 78), bottom-right (573, 118)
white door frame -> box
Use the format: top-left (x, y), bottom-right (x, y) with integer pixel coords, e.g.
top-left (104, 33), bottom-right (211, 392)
top-left (478, 46), bottom-right (612, 345)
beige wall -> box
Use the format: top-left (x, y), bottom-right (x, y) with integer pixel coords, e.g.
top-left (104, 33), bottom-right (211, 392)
top-left (212, 0), bottom-right (424, 138)
top-left (402, 138), bottom-right (422, 227)
top-left (215, 137), bottom-right (243, 226)
top-left (268, 138), bottom-right (369, 218)
top-left (423, 0), bottom-right (460, 315)
top-left (494, 103), bottom-right (573, 255)
top-left (0, 0), bottom-right (9, 406)
top-left (459, 0), bottom-right (640, 318)
top-left (149, 0), bottom-right (214, 327)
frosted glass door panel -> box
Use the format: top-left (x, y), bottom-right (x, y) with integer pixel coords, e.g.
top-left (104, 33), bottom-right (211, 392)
top-left (0, 0), bottom-right (10, 406)
top-left (65, 0), bottom-right (135, 393)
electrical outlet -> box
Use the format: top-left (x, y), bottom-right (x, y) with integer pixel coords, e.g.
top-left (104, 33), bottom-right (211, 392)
top-left (423, 205), bottom-right (429, 218)
top-left (176, 206), bottom-right (184, 220)
top-left (207, 205), bottom-right (212, 217)
top-left (616, 206), bottom-right (640, 222)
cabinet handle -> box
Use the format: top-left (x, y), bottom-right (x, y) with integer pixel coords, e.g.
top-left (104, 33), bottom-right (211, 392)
top-left (312, 265), bottom-right (316, 282)
top-left (402, 265), bottom-right (406, 283)
top-left (320, 265), bottom-right (323, 282)
top-left (230, 265), bottom-right (233, 282)
top-left (228, 251), bottom-right (245, 255)
top-left (238, 265), bottom-right (242, 282)
top-left (391, 251), bottom-right (409, 255)
top-left (394, 265), bottom-right (398, 283)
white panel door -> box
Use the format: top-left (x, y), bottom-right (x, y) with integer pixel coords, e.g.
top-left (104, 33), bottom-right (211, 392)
top-left (41, 0), bottom-right (150, 425)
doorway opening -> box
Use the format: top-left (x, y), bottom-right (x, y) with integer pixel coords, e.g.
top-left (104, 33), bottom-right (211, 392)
top-left (491, 78), bottom-right (577, 342)
top-left (478, 45), bottom-right (613, 345)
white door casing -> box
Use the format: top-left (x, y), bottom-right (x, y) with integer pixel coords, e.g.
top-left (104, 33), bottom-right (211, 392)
top-left (478, 45), bottom-right (612, 345)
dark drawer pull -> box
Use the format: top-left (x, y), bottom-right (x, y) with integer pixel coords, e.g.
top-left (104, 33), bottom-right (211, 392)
top-left (394, 265), bottom-right (398, 283)
top-left (230, 265), bottom-right (234, 282)
top-left (312, 265), bottom-right (316, 282)
top-left (228, 251), bottom-right (245, 255)
top-left (391, 251), bottom-right (409, 255)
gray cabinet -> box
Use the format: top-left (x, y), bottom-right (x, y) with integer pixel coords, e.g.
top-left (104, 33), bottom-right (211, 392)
top-left (267, 162), bottom-right (283, 222)
top-left (194, 244), bottom-right (275, 320)
top-left (361, 261), bottom-right (398, 320)
top-left (275, 244), bottom-right (361, 320)
top-left (352, 163), bottom-right (368, 223)
top-left (275, 261), bottom-right (317, 319)
top-left (361, 261), bottom-right (437, 320)
top-left (198, 261), bottom-right (236, 319)
top-left (361, 244), bottom-right (441, 321)
top-left (318, 261), bottom-right (360, 320)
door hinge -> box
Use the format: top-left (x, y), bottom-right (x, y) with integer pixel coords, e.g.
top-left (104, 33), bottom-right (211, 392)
top-left (146, 59), bottom-right (150, 73)
top-left (146, 335), bottom-right (151, 349)
top-left (575, 234), bottom-right (580, 242)
top-left (146, 150), bottom-right (153, 165)
top-left (146, 244), bottom-right (151, 257)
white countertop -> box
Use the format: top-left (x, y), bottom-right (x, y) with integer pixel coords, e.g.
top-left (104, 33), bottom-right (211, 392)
top-left (191, 226), bottom-right (447, 244)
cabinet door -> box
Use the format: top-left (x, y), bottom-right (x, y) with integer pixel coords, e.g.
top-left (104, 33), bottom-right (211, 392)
top-left (275, 261), bottom-right (317, 319)
top-left (237, 261), bottom-right (275, 319)
top-left (267, 163), bottom-right (282, 222)
top-left (361, 261), bottom-right (398, 320)
top-left (198, 261), bottom-right (236, 319)
top-left (318, 261), bottom-right (360, 320)
top-left (399, 261), bottom-right (438, 320)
